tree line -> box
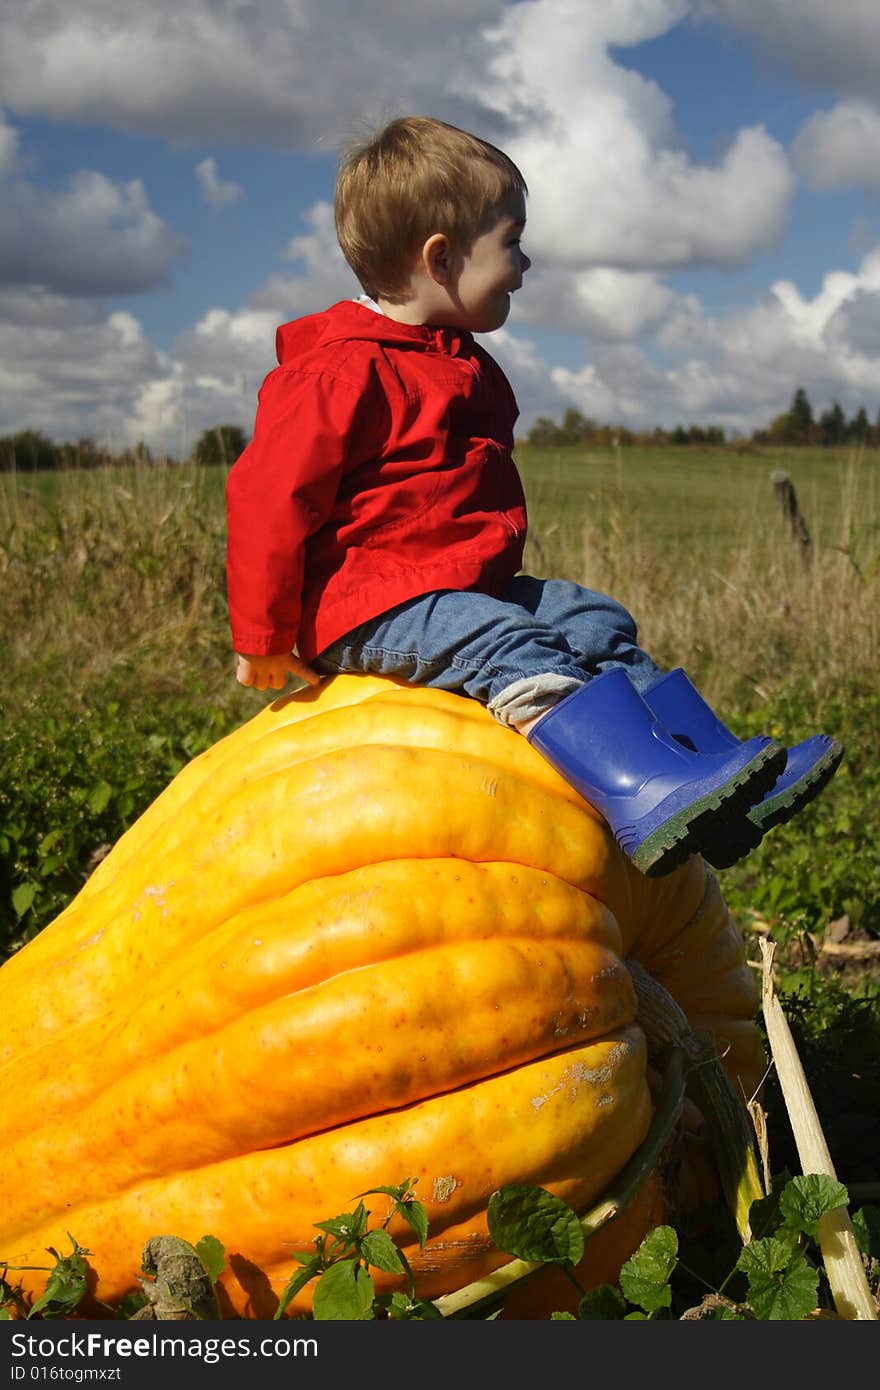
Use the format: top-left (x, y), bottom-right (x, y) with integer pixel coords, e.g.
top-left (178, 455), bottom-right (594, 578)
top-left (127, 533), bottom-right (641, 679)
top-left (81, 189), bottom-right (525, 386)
top-left (0, 425), bottom-right (247, 472)
top-left (525, 388), bottom-right (880, 449)
top-left (1, 388), bottom-right (878, 472)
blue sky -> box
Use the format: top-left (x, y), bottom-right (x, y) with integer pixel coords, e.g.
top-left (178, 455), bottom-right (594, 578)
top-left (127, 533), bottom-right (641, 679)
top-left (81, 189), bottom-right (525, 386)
top-left (2, 0), bottom-right (880, 454)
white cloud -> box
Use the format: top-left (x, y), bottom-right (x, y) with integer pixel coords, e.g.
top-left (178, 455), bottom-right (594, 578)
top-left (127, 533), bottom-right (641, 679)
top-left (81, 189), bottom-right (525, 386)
top-left (793, 102), bottom-right (880, 192)
top-left (6, 231), bottom-right (880, 454)
top-left (0, 108), bottom-right (19, 171)
top-left (195, 156), bottom-right (242, 207)
top-left (0, 0), bottom-right (510, 146)
top-left (482, 1), bottom-right (794, 271)
top-left (0, 164), bottom-right (187, 295)
top-left (249, 201), bottom-right (359, 315)
top-left (0, 284), bottom-right (271, 455)
top-left (0, 288), bottom-right (175, 446)
top-left (697, 2), bottom-right (880, 107)
top-left (0, 2), bottom-right (794, 277)
top-left (514, 266), bottom-right (680, 339)
top-left (550, 246), bottom-right (880, 433)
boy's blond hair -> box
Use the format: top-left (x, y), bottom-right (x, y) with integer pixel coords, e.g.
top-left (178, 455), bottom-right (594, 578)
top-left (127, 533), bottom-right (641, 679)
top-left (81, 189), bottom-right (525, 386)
top-left (334, 115), bottom-right (527, 300)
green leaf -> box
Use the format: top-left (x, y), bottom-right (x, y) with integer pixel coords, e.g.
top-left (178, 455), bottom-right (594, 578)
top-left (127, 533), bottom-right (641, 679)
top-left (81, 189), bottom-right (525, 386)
top-left (311, 1260), bottom-right (375, 1321)
top-left (377, 1290), bottom-right (444, 1321)
top-left (578, 1284), bottom-right (628, 1320)
top-left (115, 1291), bottom-right (149, 1319)
top-left (11, 881), bottom-right (36, 918)
top-left (195, 1235), bottom-right (226, 1284)
top-left (354, 1179), bottom-right (429, 1249)
top-left (87, 780), bottom-right (113, 815)
top-left (487, 1185), bottom-right (584, 1265)
top-left (356, 1179), bottom-right (417, 1203)
top-left (382, 1291), bottom-right (413, 1319)
top-left (778, 1174), bottom-right (849, 1239)
top-left (314, 1204), bottom-right (369, 1245)
top-left (360, 1230), bottom-right (405, 1275)
top-left (397, 1199), bottom-right (429, 1249)
top-left (736, 1237), bottom-right (819, 1320)
top-left (273, 1254), bottom-right (322, 1320)
top-left (0, 1278), bottom-right (19, 1318)
top-left (852, 1205), bottom-right (880, 1259)
top-left (28, 1239), bottom-right (91, 1320)
top-left (748, 1191), bottom-right (784, 1241)
top-left (618, 1226), bottom-right (677, 1315)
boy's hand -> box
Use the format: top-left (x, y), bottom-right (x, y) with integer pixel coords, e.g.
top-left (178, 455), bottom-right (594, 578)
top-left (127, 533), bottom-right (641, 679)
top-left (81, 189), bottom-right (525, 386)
top-left (235, 651), bottom-right (322, 692)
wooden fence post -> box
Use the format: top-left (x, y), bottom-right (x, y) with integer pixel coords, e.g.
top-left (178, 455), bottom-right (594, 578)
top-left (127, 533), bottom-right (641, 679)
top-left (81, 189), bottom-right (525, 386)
top-left (771, 469), bottom-right (812, 568)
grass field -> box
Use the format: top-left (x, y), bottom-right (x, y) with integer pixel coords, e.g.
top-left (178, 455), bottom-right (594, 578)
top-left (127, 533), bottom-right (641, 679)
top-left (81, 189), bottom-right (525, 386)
top-left (3, 441), bottom-right (877, 713)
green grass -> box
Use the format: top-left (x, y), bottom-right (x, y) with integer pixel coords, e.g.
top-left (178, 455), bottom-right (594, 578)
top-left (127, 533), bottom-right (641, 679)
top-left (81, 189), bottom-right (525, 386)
top-left (516, 441), bottom-right (880, 562)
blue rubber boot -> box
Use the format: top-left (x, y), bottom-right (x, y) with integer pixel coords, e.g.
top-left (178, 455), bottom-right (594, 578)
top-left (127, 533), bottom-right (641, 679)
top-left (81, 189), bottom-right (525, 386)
top-left (526, 667), bottom-right (785, 878)
top-left (643, 668), bottom-right (845, 869)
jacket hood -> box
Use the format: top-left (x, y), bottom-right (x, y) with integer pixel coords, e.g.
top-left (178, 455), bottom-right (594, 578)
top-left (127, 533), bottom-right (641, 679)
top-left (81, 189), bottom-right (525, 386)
top-left (275, 299), bottom-right (470, 364)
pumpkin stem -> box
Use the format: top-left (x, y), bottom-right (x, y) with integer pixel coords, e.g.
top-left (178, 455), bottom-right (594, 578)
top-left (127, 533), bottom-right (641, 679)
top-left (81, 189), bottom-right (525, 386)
top-left (625, 959), bottom-right (766, 1243)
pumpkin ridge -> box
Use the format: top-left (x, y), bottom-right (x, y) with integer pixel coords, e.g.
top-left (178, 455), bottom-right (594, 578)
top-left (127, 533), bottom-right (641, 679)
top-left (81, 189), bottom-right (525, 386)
top-left (0, 744), bottom-right (627, 1062)
top-left (2, 1028), bottom-right (652, 1313)
top-left (0, 860), bottom-right (626, 1142)
top-left (2, 935), bottom-right (640, 1236)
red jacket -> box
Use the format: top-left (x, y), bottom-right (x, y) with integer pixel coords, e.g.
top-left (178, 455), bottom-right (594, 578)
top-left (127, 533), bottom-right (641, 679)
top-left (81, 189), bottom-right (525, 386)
top-left (225, 299), bottom-right (528, 661)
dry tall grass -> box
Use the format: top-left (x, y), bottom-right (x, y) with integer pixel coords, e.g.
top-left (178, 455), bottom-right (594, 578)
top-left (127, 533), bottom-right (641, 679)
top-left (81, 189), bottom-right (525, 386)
top-left (0, 462), bottom-right (240, 718)
top-left (1, 450), bottom-right (877, 725)
top-left (523, 452), bottom-right (879, 720)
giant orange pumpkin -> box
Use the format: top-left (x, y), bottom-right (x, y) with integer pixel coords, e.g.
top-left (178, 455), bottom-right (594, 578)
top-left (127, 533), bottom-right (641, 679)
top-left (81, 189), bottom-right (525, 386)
top-left (0, 676), bottom-right (764, 1317)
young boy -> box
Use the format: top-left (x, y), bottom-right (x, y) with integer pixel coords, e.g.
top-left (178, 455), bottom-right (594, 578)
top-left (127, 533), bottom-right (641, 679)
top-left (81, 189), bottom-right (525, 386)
top-left (226, 115), bottom-right (842, 878)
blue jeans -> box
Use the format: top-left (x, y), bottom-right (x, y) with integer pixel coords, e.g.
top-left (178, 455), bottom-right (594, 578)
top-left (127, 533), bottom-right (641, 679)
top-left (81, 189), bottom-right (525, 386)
top-left (314, 576), bottom-right (663, 730)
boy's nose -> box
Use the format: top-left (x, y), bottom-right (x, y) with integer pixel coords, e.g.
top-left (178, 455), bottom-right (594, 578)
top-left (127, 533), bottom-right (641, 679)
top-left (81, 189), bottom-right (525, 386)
top-left (521, 251), bottom-right (531, 273)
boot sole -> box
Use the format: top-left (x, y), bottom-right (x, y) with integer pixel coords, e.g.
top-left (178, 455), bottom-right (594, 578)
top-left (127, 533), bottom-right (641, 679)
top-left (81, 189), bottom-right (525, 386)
top-left (700, 738), bottom-right (845, 869)
top-left (630, 741), bottom-right (786, 878)
top-left (749, 738), bottom-right (844, 832)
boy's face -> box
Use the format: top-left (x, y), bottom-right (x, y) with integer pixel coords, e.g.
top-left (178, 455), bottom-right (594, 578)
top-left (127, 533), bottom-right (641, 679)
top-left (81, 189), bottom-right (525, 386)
top-left (451, 192), bottom-right (530, 334)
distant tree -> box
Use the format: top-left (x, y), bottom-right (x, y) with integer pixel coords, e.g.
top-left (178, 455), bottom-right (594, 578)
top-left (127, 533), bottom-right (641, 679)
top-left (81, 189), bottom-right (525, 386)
top-left (559, 408), bottom-right (597, 445)
top-left (525, 416), bottom-right (560, 447)
top-left (118, 441), bottom-right (154, 466)
top-left (56, 438), bottom-right (104, 470)
top-left (193, 424), bottom-right (247, 466)
top-left (790, 387), bottom-right (814, 437)
top-left (763, 387), bottom-right (815, 445)
top-left (0, 429), bottom-right (60, 471)
top-left (818, 401), bottom-right (846, 446)
top-left (672, 425), bottom-right (689, 445)
top-left (848, 406), bottom-right (869, 443)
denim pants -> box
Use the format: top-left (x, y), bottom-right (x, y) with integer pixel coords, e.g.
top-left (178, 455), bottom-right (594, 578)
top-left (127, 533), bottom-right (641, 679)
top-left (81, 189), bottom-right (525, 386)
top-left (313, 575), bottom-right (663, 731)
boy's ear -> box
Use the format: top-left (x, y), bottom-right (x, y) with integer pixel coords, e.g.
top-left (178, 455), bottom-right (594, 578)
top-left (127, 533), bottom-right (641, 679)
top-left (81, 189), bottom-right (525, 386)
top-left (422, 232), bottom-right (454, 284)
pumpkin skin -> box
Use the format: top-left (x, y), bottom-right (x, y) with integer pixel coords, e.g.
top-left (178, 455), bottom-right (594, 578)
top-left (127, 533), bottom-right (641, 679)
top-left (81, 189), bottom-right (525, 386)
top-left (0, 676), bottom-right (763, 1318)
